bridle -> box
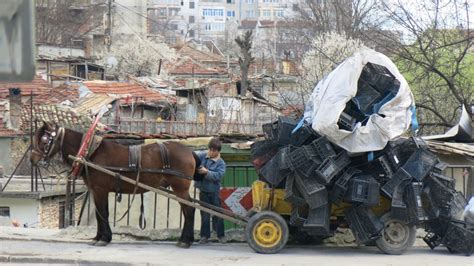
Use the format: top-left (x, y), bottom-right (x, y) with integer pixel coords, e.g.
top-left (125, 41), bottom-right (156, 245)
top-left (32, 126), bottom-right (65, 166)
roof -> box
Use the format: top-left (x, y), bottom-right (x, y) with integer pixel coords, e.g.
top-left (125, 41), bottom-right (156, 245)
top-left (239, 20), bottom-right (258, 30)
top-left (425, 140), bottom-right (474, 158)
top-left (0, 76), bottom-right (52, 103)
top-left (75, 94), bottom-right (117, 115)
top-left (176, 44), bottom-right (225, 63)
top-left (80, 80), bottom-right (175, 104)
top-left (169, 58), bottom-right (228, 76)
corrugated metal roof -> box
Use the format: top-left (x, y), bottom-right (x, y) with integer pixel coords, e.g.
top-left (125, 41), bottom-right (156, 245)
top-left (426, 140), bottom-right (474, 157)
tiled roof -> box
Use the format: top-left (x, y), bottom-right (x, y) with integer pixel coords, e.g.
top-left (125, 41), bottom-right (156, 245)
top-left (169, 58), bottom-right (228, 76)
top-left (81, 80), bottom-right (175, 104)
top-left (0, 76), bottom-right (53, 104)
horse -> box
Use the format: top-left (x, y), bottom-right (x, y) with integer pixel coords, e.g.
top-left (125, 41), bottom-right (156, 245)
top-left (30, 121), bottom-right (198, 248)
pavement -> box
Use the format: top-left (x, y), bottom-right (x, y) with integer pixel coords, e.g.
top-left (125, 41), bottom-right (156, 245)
top-left (0, 226), bottom-right (472, 265)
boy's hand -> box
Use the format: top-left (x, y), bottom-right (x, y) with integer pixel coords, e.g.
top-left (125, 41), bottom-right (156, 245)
top-left (197, 166), bottom-right (208, 175)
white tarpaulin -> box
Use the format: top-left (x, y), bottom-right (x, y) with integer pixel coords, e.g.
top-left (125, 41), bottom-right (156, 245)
top-left (303, 49), bottom-right (415, 153)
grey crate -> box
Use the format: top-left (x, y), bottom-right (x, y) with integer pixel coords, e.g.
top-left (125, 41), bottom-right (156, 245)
top-left (294, 174), bottom-right (328, 209)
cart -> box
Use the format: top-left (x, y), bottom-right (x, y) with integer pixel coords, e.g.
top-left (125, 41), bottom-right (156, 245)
top-left (69, 156), bottom-right (417, 255)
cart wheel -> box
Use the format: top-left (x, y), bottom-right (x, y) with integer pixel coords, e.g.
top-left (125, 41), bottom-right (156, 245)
top-left (375, 213), bottom-right (416, 255)
top-left (245, 211), bottom-right (289, 254)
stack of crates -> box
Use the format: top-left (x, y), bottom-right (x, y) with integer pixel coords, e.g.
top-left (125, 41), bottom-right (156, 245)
top-left (345, 205), bottom-right (384, 244)
top-left (345, 174), bottom-right (380, 206)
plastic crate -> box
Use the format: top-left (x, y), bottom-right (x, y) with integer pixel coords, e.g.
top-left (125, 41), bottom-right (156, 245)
top-left (285, 175), bottom-right (306, 206)
top-left (421, 173), bottom-right (457, 220)
top-left (344, 205), bottom-right (384, 244)
top-left (274, 116), bottom-right (298, 146)
top-left (294, 174), bottom-right (328, 209)
top-left (345, 174), bottom-right (380, 206)
top-left (425, 218), bottom-right (450, 237)
top-left (392, 182), bottom-right (426, 224)
top-left (291, 123), bottom-right (320, 147)
top-left (329, 168), bottom-right (361, 204)
top-left (303, 204), bottom-right (331, 236)
top-left (290, 205), bottom-right (307, 226)
top-left (447, 192), bottom-right (467, 220)
top-left (258, 153), bottom-right (290, 186)
top-left (423, 232), bottom-right (442, 249)
top-left (430, 172), bottom-right (456, 190)
top-left (381, 168), bottom-right (412, 198)
top-left (250, 140), bottom-right (278, 161)
top-left (441, 221), bottom-right (474, 256)
top-left (262, 122), bottom-right (276, 140)
top-left (338, 112), bottom-right (358, 131)
top-left (309, 136), bottom-right (336, 160)
top-left (432, 161), bottom-right (448, 174)
top-left (287, 147), bottom-right (322, 178)
top-left (314, 152), bottom-right (349, 185)
top-left (353, 79), bottom-right (383, 114)
top-left (402, 148), bottom-right (438, 181)
top-left (359, 63), bottom-right (396, 93)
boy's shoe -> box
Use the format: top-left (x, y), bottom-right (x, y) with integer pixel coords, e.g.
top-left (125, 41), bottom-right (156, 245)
top-left (199, 237), bottom-right (209, 244)
top-left (218, 237), bottom-right (227, 244)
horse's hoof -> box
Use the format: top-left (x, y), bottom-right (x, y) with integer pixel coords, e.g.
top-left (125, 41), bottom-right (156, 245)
top-left (94, 240), bottom-right (110, 247)
top-left (176, 241), bottom-right (191, 249)
top-left (89, 239), bottom-right (98, 246)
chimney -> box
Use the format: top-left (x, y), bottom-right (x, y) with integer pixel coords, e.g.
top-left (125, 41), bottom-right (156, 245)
top-left (8, 88), bottom-right (21, 130)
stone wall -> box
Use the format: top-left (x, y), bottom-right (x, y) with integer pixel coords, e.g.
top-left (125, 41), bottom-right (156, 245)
top-left (38, 196), bottom-right (82, 229)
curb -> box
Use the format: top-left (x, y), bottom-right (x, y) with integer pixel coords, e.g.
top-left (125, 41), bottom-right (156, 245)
top-left (0, 255), bottom-right (132, 265)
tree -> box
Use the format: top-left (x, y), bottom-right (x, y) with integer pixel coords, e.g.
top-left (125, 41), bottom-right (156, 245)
top-left (35, 0), bottom-right (104, 45)
top-left (235, 30), bottom-right (255, 96)
top-left (107, 36), bottom-right (175, 78)
top-left (369, 0), bottom-right (473, 134)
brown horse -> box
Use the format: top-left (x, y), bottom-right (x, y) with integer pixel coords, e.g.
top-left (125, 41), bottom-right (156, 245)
top-left (30, 121), bottom-right (197, 248)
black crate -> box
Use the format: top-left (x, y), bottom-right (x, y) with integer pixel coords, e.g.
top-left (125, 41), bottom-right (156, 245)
top-left (290, 205), bottom-right (307, 226)
top-left (250, 140), bottom-right (278, 161)
top-left (345, 205), bottom-right (384, 244)
top-left (423, 232), bottom-right (442, 249)
top-left (402, 148), bottom-right (438, 181)
top-left (309, 136), bottom-right (336, 160)
top-left (353, 79), bottom-right (383, 114)
top-left (303, 204), bottom-right (331, 236)
top-left (359, 62), bottom-right (396, 93)
top-left (432, 161), bottom-right (448, 174)
top-left (442, 221), bottom-right (474, 256)
top-left (345, 174), bottom-right (380, 206)
top-left (447, 192), bottom-right (467, 220)
top-left (314, 152), bottom-right (349, 185)
top-left (285, 175), bottom-right (306, 206)
top-left (258, 153), bottom-right (290, 186)
top-left (262, 122), bottom-right (276, 140)
top-left (421, 174), bottom-right (458, 220)
top-left (329, 167), bottom-right (360, 204)
top-left (392, 181), bottom-right (426, 224)
top-left (287, 147), bottom-right (322, 178)
top-left (425, 218), bottom-right (450, 237)
top-left (294, 174), bottom-right (328, 209)
top-left (290, 123), bottom-right (320, 147)
top-left (338, 112), bottom-right (358, 131)
top-left (381, 168), bottom-right (412, 198)
top-left (430, 172), bottom-right (456, 190)
top-left (274, 116), bottom-right (298, 146)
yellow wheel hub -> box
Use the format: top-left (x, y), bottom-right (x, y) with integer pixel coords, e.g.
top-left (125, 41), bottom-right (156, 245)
top-left (253, 218), bottom-right (282, 248)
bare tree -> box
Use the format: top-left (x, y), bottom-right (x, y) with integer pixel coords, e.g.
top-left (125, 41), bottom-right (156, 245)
top-left (35, 0), bottom-right (105, 45)
top-left (369, 0), bottom-right (473, 134)
top-left (235, 30), bottom-right (255, 96)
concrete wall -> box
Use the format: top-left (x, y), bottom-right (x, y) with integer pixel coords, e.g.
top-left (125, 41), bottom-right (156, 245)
top-left (0, 197), bottom-right (39, 227)
top-left (0, 138), bottom-right (12, 176)
top-left (0, 137), bottom-right (32, 176)
top-left (39, 197), bottom-right (82, 229)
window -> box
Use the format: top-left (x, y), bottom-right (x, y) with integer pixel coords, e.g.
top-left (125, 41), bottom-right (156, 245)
top-left (227, 0), bottom-right (234, 3)
top-left (204, 23), bottom-right (225, 31)
top-left (227, 10), bottom-right (235, 17)
top-left (158, 8), bottom-right (167, 16)
top-left (0, 207), bottom-right (10, 217)
top-left (189, 29), bottom-right (195, 37)
top-left (275, 10), bottom-right (284, 17)
top-left (203, 8), bottom-right (224, 17)
top-left (189, 15), bottom-right (195, 23)
top-left (189, 1), bottom-right (195, 8)
top-left (169, 23), bottom-right (178, 30)
top-left (246, 0), bottom-right (254, 3)
top-left (245, 10), bottom-right (255, 18)
top-left (262, 10), bottom-right (271, 17)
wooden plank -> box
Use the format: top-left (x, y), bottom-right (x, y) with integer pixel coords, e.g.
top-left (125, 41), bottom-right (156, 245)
top-left (68, 155), bottom-right (248, 226)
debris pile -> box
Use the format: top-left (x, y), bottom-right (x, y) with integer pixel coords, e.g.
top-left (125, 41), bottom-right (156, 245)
top-left (251, 61), bottom-right (473, 255)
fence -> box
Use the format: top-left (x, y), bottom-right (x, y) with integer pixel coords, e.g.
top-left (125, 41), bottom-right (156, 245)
top-left (102, 118), bottom-right (265, 136)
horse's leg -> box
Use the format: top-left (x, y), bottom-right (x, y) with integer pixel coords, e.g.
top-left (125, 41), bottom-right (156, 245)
top-left (92, 188), bottom-right (112, 246)
top-left (174, 189), bottom-right (195, 248)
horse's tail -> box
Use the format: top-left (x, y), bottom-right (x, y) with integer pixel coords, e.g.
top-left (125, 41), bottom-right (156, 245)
top-left (192, 151), bottom-right (205, 181)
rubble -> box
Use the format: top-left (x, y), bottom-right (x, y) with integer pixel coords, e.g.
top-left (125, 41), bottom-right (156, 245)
top-left (251, 59), bottom-right (473, 255)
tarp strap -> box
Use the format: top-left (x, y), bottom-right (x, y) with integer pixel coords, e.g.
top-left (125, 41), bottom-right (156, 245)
top-left (292, 117), bottom-right (305, 134)
top-left (411, 105), bottom-right (419, 134)
top-left (368, 151), bottom-right (374, 162)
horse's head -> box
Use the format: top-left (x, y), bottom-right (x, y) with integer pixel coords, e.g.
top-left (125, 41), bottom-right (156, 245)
top-left (30, 121), bottom-right (65, 166)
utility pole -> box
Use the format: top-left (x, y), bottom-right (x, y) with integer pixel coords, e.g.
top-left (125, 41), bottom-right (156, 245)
top-left (107, 0), bottom-right (112, 52)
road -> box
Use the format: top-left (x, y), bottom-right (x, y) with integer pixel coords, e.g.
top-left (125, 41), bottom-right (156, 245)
top-left (0, 239), bottom-right (472, 265)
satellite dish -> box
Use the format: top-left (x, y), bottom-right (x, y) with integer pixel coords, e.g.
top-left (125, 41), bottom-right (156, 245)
top-left (106, 56), bottom-right (118, 68)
